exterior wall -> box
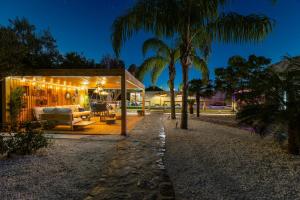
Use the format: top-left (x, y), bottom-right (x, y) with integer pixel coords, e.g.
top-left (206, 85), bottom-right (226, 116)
top-left (5, 77), bottom-right (87, 122)
top-left (145, 91), bottom-right (230, 108)
top-left (145, 92), bottom-right (183, 107)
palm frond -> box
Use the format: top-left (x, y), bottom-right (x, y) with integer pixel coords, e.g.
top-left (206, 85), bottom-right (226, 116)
top-left (193, 56), bottom-right (209, 81)
top-left (210, 12), bottom-right (275, 43)
top-left (142, 38), bottom-right (170, 57)
top-left (151, 61), bottom-right (167, 85)
top-left (138, 56), bottom-right (168, 81)
top-left (111, 0), bottom-right (179, 57)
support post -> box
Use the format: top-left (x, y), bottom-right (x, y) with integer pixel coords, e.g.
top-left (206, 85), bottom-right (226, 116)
top-left (121, 72), bottom-right (127, 136)
top-left (1, 78), bottom-right (7, 124)
top-left (142, 90), bottom-right (145, 115)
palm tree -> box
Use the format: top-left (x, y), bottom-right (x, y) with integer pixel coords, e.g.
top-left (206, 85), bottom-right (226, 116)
top-left (188, 79), bottom-right (214, 117)
top-left (138, 38), bottom-right (208, 119)
top-left (111, 0), bottom-right (275, 129)
top-left (237, 57), bottom-right (300, 154)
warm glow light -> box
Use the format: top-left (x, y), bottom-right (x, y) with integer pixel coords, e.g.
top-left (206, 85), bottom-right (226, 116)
top-left (101, 80), bottom-right (106, 85)
top-left (11, 77), bottom-right (84, 91)
top-left (100, 91), bottom-right (109, 95)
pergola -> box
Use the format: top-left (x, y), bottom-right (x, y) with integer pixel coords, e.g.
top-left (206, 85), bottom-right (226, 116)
top-left (0, 67), bottom-right (145, 135)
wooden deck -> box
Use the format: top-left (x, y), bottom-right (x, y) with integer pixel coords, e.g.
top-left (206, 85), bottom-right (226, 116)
top-left (45, 115), bottom-right (144, 135)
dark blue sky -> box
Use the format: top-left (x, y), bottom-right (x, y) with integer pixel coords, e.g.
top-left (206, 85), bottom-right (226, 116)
top-left (1, 0), bottom-right (300, 89)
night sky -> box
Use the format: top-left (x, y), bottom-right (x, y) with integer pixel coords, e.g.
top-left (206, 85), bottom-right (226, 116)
top-left (1, 0), bottom-right (300, 89)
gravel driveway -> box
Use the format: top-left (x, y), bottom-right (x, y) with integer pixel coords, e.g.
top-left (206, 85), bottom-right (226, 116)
top-left (0, 136), bottom-right (121, 200)
top-left (164, 117), bottom-right (300, 200)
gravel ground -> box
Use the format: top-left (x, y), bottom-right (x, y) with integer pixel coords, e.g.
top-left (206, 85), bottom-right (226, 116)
top-left (164, 117), bottom-right (300, 200)
top-left (0, 136), bottom-right (121, 200)
top-left (191, 114), bottom-right (238, 128)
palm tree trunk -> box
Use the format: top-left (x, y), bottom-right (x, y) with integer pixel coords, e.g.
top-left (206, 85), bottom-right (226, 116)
top-left (196, 95), bottom-right (200, 117)
top-left (169, 64), bottom-right (176, 119)
top-left (180, 63), bottom-right (189, 129)
top-left (180, 37), bottom-right (192, 129)
top-left (189, 101), bottom-right (194, 114)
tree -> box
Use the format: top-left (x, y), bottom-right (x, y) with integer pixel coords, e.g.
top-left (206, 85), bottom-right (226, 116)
top-left (0, 27), bottom-right (26, 76)
top-left (215, 55), bottom-right (271, 111)
top-left (236, 57), bottom-right (300, 155)
top-left (138, 38), bottom-right (177, 119)
top-left (0, 17), bottom-right (61, 77)
top-left (100, 54), bottom-right (125, 69)
top-left (37, 30), bottom-right (62, 67)
top-left (111, 0), bottom-right (275, 129)
top-left (188, 79), bottom-right (214, 117)
top-left (61, 52), bottom-right (94, 67)
top-left (128, 64), bottom-right (139, 77)
top-left (138, 38), bottom-right (208, 119)
top-left (9, 17), bottom-right (61, 68)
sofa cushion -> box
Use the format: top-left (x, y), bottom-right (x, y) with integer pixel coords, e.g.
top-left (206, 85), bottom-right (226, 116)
top-left (43, 107), bottom-right (56, 113)
top-left (55, 108), bottom-right (72, 114)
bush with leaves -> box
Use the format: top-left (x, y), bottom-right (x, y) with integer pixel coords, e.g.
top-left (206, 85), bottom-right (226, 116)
top-left (0, 135), bottom-right (8, 155)
top-left (236, 57), bottom-right (300, 154)
top-left (8, 130), bottom-right (49, 155)
top-left (0, 121), bottom-right (50, 157)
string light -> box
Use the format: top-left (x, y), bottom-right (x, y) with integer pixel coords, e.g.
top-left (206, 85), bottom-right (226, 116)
top-left (11, 77), bottom-right (82, 91)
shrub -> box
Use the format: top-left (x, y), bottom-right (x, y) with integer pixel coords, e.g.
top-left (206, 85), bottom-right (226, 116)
top-left (10, 130), bottom-right (49, 155)
top-left (0, 121), bottom-right (50, 157)
top-left (0, 135), bottom-right (8, 155)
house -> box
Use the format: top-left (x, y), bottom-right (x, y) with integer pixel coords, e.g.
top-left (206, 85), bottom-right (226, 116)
top-left (0, 67), bottom-right (145, 135)
top-left (144, 86), bottom-right (230, 109)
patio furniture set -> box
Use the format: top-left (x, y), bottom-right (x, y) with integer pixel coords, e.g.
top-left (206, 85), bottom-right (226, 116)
top-left (33, 103), bottom-right (120, 131)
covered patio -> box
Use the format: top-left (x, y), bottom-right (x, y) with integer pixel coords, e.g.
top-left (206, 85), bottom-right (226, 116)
top-left (1, 68), bottom-right (145, 135)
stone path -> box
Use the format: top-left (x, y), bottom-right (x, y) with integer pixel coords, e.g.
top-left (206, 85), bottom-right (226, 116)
top-left (85, 113), bottom-right (175, 200)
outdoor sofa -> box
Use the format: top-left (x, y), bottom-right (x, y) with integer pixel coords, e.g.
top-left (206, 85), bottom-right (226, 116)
top-left (33, 105), bottom-right (91, 130)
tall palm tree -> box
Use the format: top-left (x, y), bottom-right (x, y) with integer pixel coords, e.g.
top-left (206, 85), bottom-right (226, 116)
top-left (111, 0), bottom-right (275, 129)
top-left (188, 79), bottom-right (214, 117)
top-left (138, 38), bottom-right (208, 119)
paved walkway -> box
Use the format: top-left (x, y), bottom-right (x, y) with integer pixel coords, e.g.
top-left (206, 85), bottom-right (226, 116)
top-left (85, 113), bottom-right (175, 200)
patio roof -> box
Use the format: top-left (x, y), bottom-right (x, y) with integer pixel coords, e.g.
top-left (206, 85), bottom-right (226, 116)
top-left (7, 68), bottom-right (144, 90)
